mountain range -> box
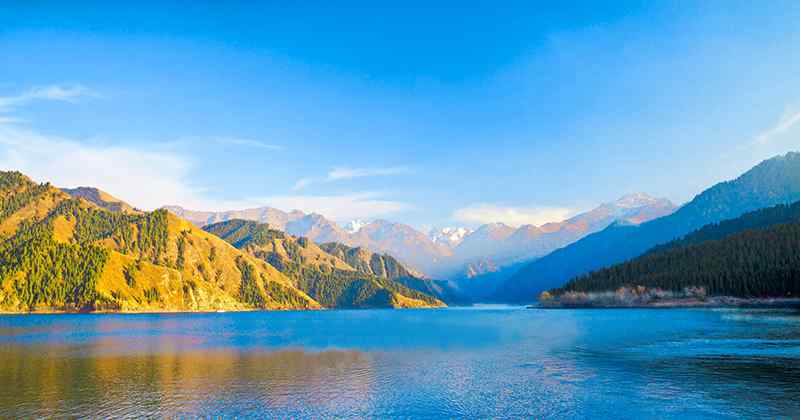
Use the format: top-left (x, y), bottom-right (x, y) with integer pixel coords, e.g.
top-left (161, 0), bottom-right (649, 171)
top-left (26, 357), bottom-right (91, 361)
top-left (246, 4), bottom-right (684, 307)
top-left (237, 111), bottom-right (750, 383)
top-left (2, 151), bottom-right (799, 311)
top-left (155, 152), bottom-right (800, 305)
top-left (441, 193), bottom-right (676, 278)
top-left (166, 205), bottom-right (453, 276)
top-left (0, 171), bottom-right (449, 313)
top-left (203, 219), bottom-right (443, 308)
top-left (166, 192), bottom-right (675, 285)
top-left (497, 152), bottom-right (800, 303)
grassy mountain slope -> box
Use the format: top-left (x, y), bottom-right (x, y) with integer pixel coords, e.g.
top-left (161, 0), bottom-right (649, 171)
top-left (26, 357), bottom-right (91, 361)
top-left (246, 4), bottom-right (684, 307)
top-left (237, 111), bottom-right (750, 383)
top-left (204, 219), bottom-right (445, 308)
top-left (551, 202), bottom-right (800, 298)
top-left (498, 152), bottom-right (800, 303)
top-left (0, 172), bottom-right (320, 312)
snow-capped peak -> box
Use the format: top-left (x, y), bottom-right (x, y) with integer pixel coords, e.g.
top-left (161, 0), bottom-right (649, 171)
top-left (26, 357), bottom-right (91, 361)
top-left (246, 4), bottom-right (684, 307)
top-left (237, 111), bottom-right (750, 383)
top-left (342, 219), bottom-right (369, 233)
top-left (612, 192), bottom-right (659, 209)
top-left (429, 227), bottom-right (472, 247)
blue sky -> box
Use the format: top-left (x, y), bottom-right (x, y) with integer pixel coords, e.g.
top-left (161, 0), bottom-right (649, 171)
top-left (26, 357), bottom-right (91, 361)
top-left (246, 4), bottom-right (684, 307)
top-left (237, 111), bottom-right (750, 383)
top-left (1, 1), bottom-right (800, 230)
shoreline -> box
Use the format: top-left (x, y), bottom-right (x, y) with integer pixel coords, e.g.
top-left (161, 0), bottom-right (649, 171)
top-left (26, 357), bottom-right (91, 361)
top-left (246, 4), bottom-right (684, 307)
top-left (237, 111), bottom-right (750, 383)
top-left (532, 296), bottom-right (800, 309)
top-left (0, 305), bottom-right (456, 315)
top-left (0, 308), bottom-right (310, 315)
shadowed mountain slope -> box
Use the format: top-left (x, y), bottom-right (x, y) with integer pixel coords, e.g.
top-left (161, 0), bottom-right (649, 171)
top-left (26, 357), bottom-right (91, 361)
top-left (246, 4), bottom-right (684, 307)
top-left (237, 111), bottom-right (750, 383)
top-left (497, 152), bottom-right (800, 303)
top-left (551, 200), bottom-right (800, 299)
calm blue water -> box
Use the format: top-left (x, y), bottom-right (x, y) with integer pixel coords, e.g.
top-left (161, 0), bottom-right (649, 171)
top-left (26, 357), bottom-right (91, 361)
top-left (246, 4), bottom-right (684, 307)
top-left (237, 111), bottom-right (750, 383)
top-left (1, 306), bottom-right (799, 418)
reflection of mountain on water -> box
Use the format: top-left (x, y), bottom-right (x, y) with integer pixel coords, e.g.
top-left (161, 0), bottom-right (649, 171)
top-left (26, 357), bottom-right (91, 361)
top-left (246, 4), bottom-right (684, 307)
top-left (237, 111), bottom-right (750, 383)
top-left (0, 346), bottom-right (376, 418)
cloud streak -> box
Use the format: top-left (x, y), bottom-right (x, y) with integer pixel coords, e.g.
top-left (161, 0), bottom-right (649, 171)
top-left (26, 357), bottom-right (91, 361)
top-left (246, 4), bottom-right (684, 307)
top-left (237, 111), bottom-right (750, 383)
top-left (0, 85), bottom-right (410, 221)
top-left (0, 85), bottom-right (208, 211)
top-left (754, 108), bottom-right (800, 145)
top-left (0, 84), bottom-right (96, 111)
top-left (452, 204), bottom-right (575, 227)
top-left (0, 124), bottom-right (410, 220)
top-left (217, 137), bottom-right (283, 151)
top-left (293, 166), bottom-right (411, 191)
top-left (0, 125), bottom-right (207, 211)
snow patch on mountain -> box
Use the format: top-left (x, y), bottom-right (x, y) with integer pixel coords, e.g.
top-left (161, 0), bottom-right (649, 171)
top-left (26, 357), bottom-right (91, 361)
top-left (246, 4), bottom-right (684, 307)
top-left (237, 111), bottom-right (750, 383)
top-left (613, 192), bottom-right (662, 209)
top-left (342, 219), bottom-right (369, 233)
top-left (429, 227), bottom-right (473, 247)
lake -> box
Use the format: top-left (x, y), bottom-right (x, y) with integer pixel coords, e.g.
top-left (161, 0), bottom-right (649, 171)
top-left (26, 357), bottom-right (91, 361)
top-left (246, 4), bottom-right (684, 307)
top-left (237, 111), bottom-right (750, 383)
top-left (1, 306), bottom-right (798, 418)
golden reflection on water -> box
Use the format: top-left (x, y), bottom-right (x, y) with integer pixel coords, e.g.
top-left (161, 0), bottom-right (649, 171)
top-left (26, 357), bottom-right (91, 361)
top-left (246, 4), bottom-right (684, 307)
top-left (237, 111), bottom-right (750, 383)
top-left (3, 309), bottom-right (797, 417)
top-left (0, 343), bottom-right (375, 418)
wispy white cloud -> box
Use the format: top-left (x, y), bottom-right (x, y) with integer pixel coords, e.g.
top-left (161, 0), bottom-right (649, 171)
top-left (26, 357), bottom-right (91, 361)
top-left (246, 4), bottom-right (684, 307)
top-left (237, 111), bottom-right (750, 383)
top-left (328, 167), bottom-right (410, 180)
top-left (0, 84), bottom-right (409, 221)
top-left (452, 204), bottom-right (575, 227)
top-left (1, 85), bottom-right (208, 209)
top-left (217, 137), bottom-right (283, 151)
top-left (719, 105), bottom-right (800, 164)
top-left (0, 84), bottom-right (96, 112)
top-left (291, 177), bottom-right (316, 191)
top-left (0, 125), bottom-right (210, 211)
top-left (0, 116), bottom-right (26, 125)
top-left (293, 166), bottom-right (411, 191)
top-left (754, 108), bottom-right (800, 145)
top-left (0, 125), bottom-right (410, 220)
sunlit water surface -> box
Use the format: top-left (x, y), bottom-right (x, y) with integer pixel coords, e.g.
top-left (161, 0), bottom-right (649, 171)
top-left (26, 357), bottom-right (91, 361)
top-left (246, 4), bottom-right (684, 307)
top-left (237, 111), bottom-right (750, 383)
top-left (1, 307), bottom-right (799, 418)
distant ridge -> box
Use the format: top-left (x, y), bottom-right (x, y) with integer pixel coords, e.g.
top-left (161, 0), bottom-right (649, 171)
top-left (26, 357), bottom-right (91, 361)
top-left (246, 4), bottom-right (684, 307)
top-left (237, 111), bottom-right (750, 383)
top-left (163, 205), bottom-right (306, 231)
top-left (449, 193), bottom-right (676, 276)
top-left (166, 192), bottom-right (674, 282)
top-left (434, 192), bottom-right (675, 302)
top-left (63, 186), bottom-right (140, 214)
top-left (165, 205), bottom-right (451, 275)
